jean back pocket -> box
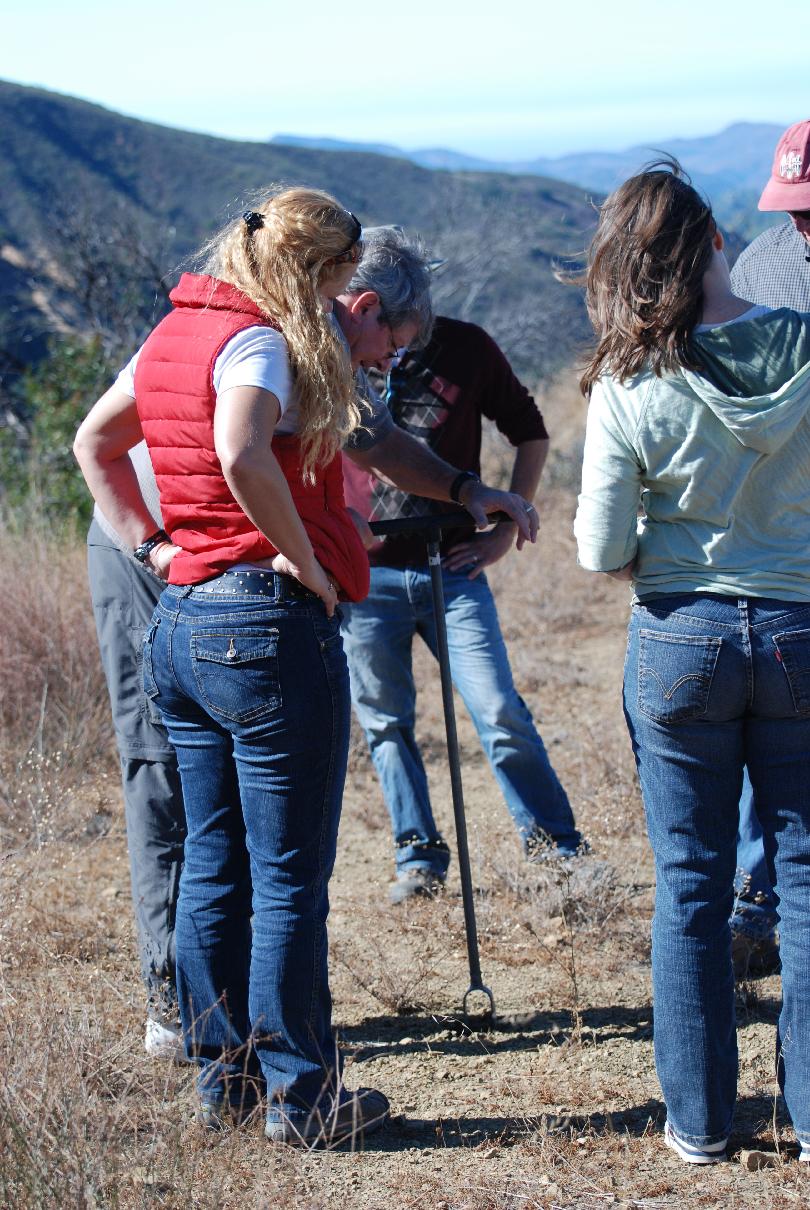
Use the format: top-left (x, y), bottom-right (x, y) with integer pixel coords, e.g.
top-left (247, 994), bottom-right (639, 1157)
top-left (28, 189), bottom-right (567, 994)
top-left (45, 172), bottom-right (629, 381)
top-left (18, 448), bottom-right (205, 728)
top-left (140, 620), bottom-right (161, 711)
top-left (191, 628), bottom-right (281, 724)
top-left (772, 628), bottom-right (810, 716)
top-left (638, 629), bottom-right (722, 723)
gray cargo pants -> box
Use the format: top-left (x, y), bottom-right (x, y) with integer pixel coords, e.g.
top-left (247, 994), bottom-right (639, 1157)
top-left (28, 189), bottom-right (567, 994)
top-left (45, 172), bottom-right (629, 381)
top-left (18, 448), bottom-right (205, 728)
top-left (87, 519), bottom-right (186, 1023)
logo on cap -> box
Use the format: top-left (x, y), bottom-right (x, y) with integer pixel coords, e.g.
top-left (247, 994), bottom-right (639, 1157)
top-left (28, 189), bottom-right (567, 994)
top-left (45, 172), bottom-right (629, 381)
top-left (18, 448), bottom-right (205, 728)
top-left (780, 151), bottom-right (804, 180)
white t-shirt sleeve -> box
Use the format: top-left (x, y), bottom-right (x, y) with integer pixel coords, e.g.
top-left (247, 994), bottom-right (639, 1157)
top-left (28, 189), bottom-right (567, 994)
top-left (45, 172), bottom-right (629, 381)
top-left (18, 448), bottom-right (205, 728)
top-left (114, 352), bottom-right (139, 398)
top-left (114, 325), bottom-right (294, 422)
top-left (212, 326), bottom-right (292, 411)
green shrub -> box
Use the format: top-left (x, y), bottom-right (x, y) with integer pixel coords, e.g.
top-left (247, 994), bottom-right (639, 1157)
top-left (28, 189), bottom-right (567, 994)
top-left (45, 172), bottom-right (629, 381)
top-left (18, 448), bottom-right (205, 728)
top-left (0, 337), bottom-right (115, 525)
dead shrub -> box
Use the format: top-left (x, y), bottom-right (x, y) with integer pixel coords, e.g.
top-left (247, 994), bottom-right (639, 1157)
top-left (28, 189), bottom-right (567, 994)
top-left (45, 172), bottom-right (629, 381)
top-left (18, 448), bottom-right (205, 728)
top-left (0, 988), bottom-right (162, 1208)
top-left (0, 511), bottom-right (116, 847)
top-left (492, 843), bottom-right (625, 935)
top-left (332, 923), bottom-right (448, 1015)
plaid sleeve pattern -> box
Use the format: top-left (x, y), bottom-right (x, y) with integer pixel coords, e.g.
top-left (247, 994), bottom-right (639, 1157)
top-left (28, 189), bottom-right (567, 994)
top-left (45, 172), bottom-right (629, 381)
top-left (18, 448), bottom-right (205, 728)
top-left (731, 222), bottom-right (810, 311)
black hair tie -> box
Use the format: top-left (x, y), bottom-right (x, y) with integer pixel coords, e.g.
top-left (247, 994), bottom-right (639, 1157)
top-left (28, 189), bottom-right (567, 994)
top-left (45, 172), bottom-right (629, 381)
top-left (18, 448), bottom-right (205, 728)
top-left (243, 210), bottom-right (264, 233)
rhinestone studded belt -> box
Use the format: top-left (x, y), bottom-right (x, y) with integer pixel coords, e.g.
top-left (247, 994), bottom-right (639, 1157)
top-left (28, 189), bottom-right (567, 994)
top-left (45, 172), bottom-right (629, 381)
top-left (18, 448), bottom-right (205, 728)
top-left (192, 569), bottom-right (319, 601)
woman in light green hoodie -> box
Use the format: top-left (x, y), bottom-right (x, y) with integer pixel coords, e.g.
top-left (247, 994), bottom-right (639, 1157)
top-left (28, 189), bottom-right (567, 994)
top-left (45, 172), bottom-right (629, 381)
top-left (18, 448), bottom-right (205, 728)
top-left (575, 162), bottom-right (810, 1166)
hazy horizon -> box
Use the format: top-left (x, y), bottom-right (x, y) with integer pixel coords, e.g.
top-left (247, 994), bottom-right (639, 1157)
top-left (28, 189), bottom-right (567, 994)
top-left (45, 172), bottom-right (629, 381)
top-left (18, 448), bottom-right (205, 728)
top-left (0, 76), bottom-right (791, 165)
top-left (3, 0), bottom-right (807, 160)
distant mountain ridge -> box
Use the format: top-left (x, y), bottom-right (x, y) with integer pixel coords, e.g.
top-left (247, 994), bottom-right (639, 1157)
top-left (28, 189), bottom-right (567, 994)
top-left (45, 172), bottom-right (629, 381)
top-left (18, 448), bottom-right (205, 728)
top-left (0, 81), bottom-right (780, 396)
top-left (272, 122), bottom-right (784, 239)
top-left (0, 80), bottom-right (601, 383)
top-left (273, 134), bottom-right (498, 172)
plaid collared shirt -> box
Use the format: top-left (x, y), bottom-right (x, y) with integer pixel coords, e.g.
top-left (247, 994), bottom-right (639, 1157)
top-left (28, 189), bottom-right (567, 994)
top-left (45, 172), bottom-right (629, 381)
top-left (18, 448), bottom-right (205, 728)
top-left (730, 221), bottom-right (810, 311)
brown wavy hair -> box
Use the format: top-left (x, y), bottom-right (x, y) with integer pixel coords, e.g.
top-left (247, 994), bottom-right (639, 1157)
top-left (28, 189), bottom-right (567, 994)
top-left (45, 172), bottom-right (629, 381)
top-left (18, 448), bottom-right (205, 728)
top-left (200, 186), bottom-right (363, 479)
top-left (580, 160), bottom-right (716, 397)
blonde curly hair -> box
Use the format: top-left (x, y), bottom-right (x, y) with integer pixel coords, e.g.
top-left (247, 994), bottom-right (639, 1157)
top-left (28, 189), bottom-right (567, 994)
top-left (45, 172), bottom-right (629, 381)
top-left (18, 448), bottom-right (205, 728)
top-left (201, 186), bottom-right (363, 479)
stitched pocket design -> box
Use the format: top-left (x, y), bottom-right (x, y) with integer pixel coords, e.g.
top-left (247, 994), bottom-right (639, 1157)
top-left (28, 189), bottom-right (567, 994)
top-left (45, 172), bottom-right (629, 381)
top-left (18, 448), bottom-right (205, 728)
top-left (191, 629), bottom-right (281, 723)
top-left (772, 628), bottom-right (810, 716)
top-left (141, 620), bottom-right (161, 706)
top-left (638, 630), bottom-right (722, 723)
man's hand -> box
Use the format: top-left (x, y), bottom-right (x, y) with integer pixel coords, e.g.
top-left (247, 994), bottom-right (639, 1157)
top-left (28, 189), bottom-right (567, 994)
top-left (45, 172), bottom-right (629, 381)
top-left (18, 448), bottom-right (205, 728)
top-left (458, 480), bottom-right (538, 548)
top-left (443, 522), bottom-right (517, 578)
top-left (346, 425), bottom-right (539, 548)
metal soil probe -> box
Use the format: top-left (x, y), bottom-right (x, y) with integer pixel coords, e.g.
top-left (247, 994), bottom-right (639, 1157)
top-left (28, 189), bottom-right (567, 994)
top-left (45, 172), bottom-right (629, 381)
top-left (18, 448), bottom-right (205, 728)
top-left (368, 511), bottom-right (499, 1020)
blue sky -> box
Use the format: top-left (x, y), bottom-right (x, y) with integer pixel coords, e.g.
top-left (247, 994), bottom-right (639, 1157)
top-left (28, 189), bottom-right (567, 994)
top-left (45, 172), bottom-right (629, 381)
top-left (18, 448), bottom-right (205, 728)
top-left (3, 0), bottom-right (808, 158)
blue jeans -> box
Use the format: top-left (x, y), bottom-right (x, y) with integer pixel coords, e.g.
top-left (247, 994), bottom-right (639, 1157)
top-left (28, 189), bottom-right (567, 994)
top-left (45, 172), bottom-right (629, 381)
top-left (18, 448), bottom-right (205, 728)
top-left (142, 573), bottom-right (350, 1115)
top-left (732, 772), bottom-right (780, 939)
top-left (341, 565), bottom-right (581, 874)
top-left (624, 594), bottom-right (810, 1147)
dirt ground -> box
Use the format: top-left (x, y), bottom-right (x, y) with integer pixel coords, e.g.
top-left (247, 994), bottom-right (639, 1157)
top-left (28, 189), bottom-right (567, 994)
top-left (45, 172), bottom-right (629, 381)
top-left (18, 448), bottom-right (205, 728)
top-left (1, 386), bottom-right (807, 1208)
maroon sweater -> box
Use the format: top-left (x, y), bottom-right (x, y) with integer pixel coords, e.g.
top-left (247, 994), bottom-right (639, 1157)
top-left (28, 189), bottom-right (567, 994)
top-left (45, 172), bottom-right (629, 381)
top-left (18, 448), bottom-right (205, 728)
top-left (343, 316), bottom-right (548, 567)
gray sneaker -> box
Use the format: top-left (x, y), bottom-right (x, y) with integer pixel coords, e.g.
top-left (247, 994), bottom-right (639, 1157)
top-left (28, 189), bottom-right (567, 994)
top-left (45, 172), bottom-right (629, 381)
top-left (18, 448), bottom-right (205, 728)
top-left (265, 1087), bottom-right (390, 1147)
top-left (389, 867), bottom-right (446, 904)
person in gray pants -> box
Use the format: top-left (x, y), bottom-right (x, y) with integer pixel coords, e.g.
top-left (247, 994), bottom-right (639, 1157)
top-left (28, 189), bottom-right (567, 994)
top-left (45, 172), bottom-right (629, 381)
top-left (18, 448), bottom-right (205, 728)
top-left (87, 445), bottom-right (187, 1058)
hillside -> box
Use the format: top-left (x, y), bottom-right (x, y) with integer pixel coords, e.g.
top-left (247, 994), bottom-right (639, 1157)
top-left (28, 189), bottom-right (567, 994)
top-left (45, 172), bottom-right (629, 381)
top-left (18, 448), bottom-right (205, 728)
top-left (0, 80), bottom-right (599, 382)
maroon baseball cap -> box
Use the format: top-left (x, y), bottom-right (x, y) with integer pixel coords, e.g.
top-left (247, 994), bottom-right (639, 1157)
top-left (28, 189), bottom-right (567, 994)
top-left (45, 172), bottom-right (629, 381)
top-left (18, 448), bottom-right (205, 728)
top-left (759, 120), bottom-right (810, 211)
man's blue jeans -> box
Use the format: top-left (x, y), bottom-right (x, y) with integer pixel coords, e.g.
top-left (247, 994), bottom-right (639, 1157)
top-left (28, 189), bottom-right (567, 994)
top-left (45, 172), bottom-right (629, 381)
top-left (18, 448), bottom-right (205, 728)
top-left (142, 575), bottom-right (350, 1115)
top-left (341, 565), bottom-right (581, 873)
top-left (733, 773), bottom-right (780, 939)
top-left (623, 594), bottom-right (810, 1148)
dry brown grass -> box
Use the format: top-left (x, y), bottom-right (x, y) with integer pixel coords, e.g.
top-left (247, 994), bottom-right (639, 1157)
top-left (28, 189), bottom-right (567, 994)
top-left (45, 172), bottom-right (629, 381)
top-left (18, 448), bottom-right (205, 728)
top-left (0, 510), bottom-right (118, 851)
top-left (0, 373), bottom-right (805, 1207)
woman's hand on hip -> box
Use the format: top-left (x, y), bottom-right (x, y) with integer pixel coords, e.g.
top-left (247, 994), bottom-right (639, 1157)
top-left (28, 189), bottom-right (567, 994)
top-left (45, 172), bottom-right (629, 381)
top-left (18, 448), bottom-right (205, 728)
top-left (146, 541), bottom-right (182, 581)
top-left (271, 553), bottom-right (339, 617)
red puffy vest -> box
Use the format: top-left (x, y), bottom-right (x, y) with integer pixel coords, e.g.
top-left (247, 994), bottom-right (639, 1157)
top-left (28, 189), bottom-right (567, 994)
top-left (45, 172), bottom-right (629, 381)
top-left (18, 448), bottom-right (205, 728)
top-left (134, 273), bottom-right (369, 600)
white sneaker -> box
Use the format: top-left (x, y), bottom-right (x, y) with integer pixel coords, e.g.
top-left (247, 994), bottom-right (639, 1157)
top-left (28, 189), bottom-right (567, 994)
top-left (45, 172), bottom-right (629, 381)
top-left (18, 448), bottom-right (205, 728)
top-left (664, 1120), bottom-right (727, 1165)
top-left (144, 1017), bottom-right (186, 1062)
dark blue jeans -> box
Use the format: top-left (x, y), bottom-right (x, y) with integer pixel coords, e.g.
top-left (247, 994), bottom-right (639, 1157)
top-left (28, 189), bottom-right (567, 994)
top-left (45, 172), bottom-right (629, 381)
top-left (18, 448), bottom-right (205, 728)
top-left (341, 566), bottom-right (581, 873)
top-left (142, 573), bottom-right (350, 1114)
top-left (624, 594), bottom-right (810, 1148)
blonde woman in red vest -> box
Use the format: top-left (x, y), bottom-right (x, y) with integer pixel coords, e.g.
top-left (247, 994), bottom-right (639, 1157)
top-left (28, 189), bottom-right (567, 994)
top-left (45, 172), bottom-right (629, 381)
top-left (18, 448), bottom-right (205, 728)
top-left (74, 188), bottom-right (389, 1145)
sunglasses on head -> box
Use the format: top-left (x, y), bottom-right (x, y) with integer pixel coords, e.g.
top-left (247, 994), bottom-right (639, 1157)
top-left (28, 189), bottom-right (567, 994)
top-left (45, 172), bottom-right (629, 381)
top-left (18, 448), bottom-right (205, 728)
top-left (330, 212), bottom-right (364, 265)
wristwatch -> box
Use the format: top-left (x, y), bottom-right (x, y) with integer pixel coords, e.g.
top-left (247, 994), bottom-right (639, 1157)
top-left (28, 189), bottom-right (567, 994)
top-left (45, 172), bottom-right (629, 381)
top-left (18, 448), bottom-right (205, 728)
top-left (133, 529), bottom-right (170, 563)
top-left (449, 471), bottom-right (480, 503)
